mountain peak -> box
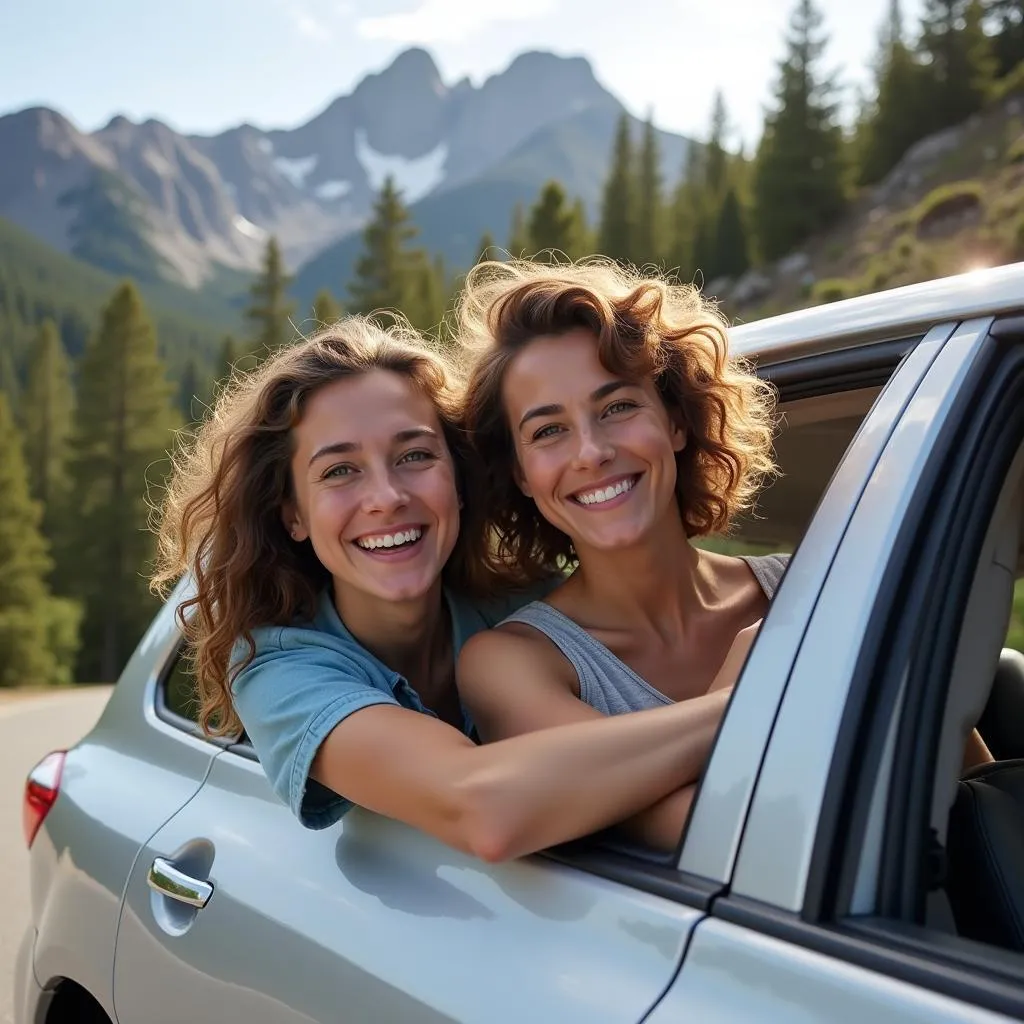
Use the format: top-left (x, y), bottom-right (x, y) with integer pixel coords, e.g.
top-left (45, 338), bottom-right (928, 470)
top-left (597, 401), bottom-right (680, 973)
top-left (504, 50), bottom-right (597, 81)
top-left (387, 47), bottom-right (441, 80)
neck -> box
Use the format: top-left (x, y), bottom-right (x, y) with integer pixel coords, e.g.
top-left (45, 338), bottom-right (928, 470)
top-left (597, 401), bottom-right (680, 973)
top-left (333, 579), bottom-right (449, 686)
top-left (569, 512), bottom-right (712, 634)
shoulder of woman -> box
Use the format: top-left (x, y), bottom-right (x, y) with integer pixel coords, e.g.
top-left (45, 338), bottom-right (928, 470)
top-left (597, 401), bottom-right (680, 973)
top-left (457, 618), bottom-right (576, 693)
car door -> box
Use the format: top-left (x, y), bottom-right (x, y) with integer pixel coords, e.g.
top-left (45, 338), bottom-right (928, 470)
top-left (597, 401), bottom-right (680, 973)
top-left (112, 733), bottom-right (710, 1024)
top-left (652, 315), bottom-right (1024, 1021)
top-left (109, 319), bottom-right (949, 1024)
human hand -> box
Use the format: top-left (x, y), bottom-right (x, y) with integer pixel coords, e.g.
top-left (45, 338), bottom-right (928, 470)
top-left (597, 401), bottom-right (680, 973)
top-left (707, 619), bottom-right (763, 694)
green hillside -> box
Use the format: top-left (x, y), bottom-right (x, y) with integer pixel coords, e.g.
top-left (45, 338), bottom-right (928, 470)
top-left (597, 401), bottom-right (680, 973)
top-left (0, 215), bottom-right (241, 379)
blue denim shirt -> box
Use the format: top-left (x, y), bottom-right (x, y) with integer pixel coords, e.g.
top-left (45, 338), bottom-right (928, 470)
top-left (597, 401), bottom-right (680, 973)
top-left (231, 583), bottom-right (552, 830)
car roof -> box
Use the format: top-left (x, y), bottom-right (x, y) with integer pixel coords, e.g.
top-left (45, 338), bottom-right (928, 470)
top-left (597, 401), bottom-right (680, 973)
top-left (730, 261), bottom-right (1024, 365)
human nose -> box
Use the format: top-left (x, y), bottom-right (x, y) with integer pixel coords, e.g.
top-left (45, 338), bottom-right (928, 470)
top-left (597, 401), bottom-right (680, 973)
top-left (571, 422), bottom-right (614, 471)
top-left (360, 465), bottom-right (409, 514)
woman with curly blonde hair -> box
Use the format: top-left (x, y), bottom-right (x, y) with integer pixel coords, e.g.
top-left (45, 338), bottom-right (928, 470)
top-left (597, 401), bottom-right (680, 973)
top-left (151, 315), bottom-right (748, 862)
top-left (455, 259), bottom-right (784, 851)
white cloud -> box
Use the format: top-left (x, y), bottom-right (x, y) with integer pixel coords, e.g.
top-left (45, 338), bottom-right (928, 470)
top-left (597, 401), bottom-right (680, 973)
top-left (281, 0), bottom-right (353, 41)
top-left (357, 0), bottom-right (556, 44)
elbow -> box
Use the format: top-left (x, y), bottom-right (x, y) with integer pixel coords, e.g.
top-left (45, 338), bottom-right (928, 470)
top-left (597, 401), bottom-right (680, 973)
top-left (448, 772), bottom-right (528, 864)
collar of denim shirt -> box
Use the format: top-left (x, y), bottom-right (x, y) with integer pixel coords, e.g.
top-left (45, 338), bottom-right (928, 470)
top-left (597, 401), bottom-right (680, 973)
top-left (309, 585), bottom-right (482, 736)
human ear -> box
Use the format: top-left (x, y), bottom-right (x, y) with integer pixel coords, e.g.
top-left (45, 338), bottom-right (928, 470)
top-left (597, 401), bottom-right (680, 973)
top-left (669, 410), bottom-right (687, 453)
top-left (282, 500), bottom-right (309, 542)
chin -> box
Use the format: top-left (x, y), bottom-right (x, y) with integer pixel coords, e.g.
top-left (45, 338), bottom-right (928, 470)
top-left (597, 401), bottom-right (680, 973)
top-left (368, 579), bottom-right (436, 604)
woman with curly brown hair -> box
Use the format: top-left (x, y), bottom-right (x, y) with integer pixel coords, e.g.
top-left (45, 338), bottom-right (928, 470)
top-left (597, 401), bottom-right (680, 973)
top-left (151, 315), bottom-right (744, 863)
top-left (455, 259), bottom-right (785, 851)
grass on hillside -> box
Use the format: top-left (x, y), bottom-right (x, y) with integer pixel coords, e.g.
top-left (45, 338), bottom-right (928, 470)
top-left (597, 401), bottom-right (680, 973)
top-left (744, 98), bottom-right (1024, 321)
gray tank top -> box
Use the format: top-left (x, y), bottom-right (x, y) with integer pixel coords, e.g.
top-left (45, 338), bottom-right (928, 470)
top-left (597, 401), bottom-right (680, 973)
top-left (501, 554), bottom-right (791, 716)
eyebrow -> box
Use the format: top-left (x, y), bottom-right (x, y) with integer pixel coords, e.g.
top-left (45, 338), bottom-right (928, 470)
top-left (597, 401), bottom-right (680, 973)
top-left (517, 380), bottom-right (632, 432)
top-left (308, 427), bottom-right (439, 466)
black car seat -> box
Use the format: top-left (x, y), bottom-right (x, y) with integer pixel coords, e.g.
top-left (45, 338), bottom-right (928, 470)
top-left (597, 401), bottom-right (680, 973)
top-left (945, 759), bottom-right (1024, 950)
top-left (978, 648), bottom-right (1024, 761)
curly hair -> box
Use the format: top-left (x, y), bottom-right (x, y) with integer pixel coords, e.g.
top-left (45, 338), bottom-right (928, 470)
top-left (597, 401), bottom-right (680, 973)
top-left (150, 316), bottom-right (487, 738)
top-left (454, 258), bottom-right (778, 585)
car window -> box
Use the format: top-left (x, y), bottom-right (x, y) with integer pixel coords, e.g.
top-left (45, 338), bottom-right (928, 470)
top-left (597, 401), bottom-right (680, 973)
top-left (160, 650), bottom-right (202, 726)
top-left (793, 322), bottom-right (1024, 1016)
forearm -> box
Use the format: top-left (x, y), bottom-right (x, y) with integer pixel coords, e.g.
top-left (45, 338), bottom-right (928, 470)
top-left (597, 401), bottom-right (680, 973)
top-left (962, 728), bottom-right (994, 773)
top-left (457, 690), bottom-right (729, 861)
top-left (612, 784), bottom-right (697, 852)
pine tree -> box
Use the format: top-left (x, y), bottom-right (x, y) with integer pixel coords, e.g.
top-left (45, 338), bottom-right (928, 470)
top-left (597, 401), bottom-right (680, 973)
top-left (348, 176), bottom-right (421, 315)
top-left (704, 92), bottom-right (730, 198)
top-left (988, 0), bottom-right (1024, 76)
top-left (245, 237), bottom-right (296, 353)
top-left (752, 0), bottom-right (848, 262)
top-left (0, 334), bottom-right (19, 412)
top-left (916, 0), bottom-right (995, 134)
top-left (0, 392), bottom-right (79, 687)
top-left (860, 0), bottom-right (929, 184)
top-left (311, 289), bottom-right (342, 328)
top-left (669, 144), bottom-right (705, 278)
top-left (178, 357), bottom-right (201, 425)
top-left (527, 181), bottom-right (577, 257)
top-left (507, 204), bottom-right (531, 258)
top-left (598, 113), bottom-right (635, 262)
top-left (633, 116), bottom-right (663, 266)
top-left (21, 319), bottom-right (74, 543)
top-left (711, 186), bottom-right (751, 280)
top-left (60, 283), bottom-right (179, 682)
top-left (406, 254), bottom-right (447, 336)
top-left (214, 334), bottom-right (240, 389)
top-left (475, 231), bottom-right (498, 263)
top-left (568, 199), bottom-right (593, 259)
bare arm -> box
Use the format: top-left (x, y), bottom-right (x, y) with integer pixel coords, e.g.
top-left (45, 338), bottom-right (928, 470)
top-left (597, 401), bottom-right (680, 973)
top-left (456, 626), bottom-right (731, 853)
top-left (311, 638), bottom-right (730, 863)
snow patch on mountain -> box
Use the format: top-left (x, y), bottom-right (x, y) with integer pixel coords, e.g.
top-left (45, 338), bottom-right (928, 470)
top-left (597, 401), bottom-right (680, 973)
top-left (354, 129), bottom-right (447, 203)
top-left (315, 180), bottom-right (352, 200)
top-left (274, 154), bottom-right (318, 189)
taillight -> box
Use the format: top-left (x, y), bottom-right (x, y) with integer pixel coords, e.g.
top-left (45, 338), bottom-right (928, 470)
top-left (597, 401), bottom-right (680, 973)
top-left (23, 750), bottom-right (66, 848)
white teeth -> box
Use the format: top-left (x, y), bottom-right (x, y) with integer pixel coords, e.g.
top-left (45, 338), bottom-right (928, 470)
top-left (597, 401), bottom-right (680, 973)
top-left (356, 528), bottom-right (423, 550)
top-left (576, 478), bottom-right (636, 506)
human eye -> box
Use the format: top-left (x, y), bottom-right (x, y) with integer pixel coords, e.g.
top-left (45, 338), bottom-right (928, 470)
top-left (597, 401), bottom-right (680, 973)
top-left (604, 399), bottom-right (638, 416)
top-left (531, 423), bottom-right (563, 441)
top-left (321, 463), bottom-right (355, 480)
top-left (398, 448), bottom-right (438, 466)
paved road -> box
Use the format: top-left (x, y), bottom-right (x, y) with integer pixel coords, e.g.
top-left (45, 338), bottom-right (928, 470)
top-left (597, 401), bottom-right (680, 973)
top-left (0, 687), bottom-right (113, 1024)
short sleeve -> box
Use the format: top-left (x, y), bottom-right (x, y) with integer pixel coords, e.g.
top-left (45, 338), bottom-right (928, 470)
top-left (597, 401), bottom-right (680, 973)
top-left (231, 629), bottom-right (400, 829)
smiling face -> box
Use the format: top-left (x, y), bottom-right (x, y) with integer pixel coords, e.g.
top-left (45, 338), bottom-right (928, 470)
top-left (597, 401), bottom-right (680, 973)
top-left (284, 369), bottom-right (461, 607)
top-left (502, 327), bottom-right (686, 555)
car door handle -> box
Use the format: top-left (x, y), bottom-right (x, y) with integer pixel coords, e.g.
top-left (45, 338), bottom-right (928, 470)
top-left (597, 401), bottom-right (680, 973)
top-left (147, 856), bottom-right (213, 908)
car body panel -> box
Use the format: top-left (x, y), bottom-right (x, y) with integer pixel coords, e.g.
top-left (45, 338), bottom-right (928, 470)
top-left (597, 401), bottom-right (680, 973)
top-left (647, 919), bottom-right (1017, 1024)
top-left (113, 747), bottom-right (701, 1024)
top-left (29, 579), bottom-right (216, 1020)
top-left (679, 321), bottom-right (958, 882)
top-left (730, 318), bottom-right (994, 910)
top-left (729, 264), bottom-right (1024, 364)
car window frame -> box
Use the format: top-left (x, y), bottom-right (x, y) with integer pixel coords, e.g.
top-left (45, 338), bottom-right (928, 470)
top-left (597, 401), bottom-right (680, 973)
top-left (153, 638), bottom-right (240, 751)
top-left (714, 318), bottom-right (1024, 1021)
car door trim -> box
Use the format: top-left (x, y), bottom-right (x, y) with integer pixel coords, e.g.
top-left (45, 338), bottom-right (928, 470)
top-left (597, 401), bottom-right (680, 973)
top-left (712, 895), bottom-right (1024, 1020)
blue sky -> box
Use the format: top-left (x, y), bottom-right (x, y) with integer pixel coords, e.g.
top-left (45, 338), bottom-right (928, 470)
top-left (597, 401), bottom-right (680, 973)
top-left (0, 0), bottom-right (923, 148)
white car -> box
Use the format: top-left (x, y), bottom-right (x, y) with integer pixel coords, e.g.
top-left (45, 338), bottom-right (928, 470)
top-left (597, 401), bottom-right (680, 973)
top-left (16, 263), bottom-right (1024, 1023)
